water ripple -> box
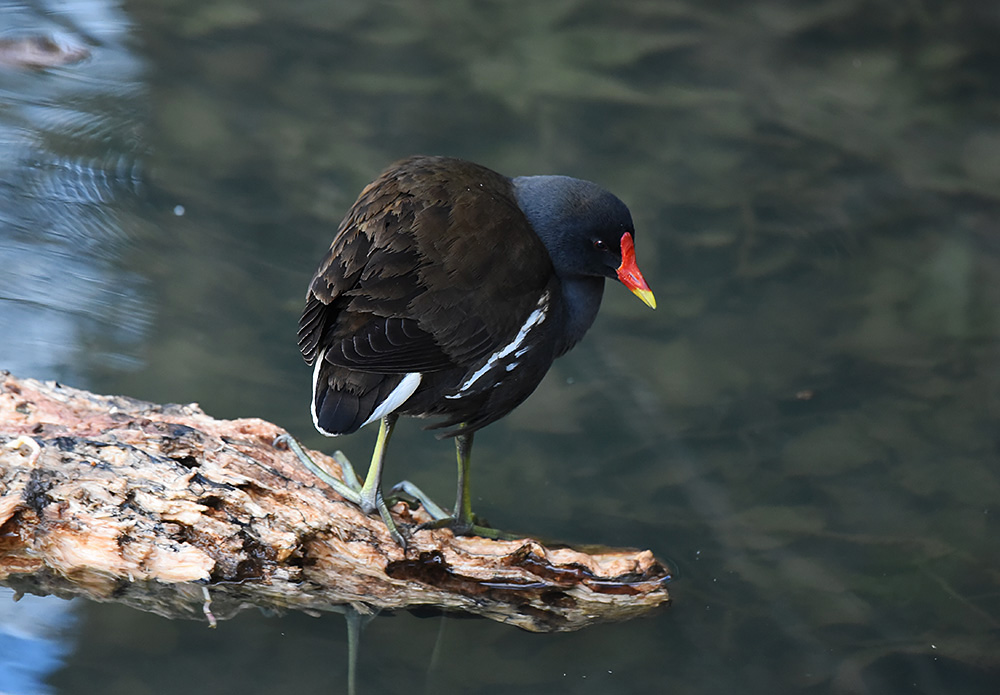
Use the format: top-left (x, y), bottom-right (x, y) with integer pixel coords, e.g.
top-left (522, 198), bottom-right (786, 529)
top-left (0, 0), bottom-right (151, 382)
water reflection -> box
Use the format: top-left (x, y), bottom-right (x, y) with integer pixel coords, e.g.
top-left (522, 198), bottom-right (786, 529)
top-left (0, 0), bottom-right (150, 382)
top-left (0, 1), bottom-right (149, 691)
top-left (0, 591), bottom-right (77, 695)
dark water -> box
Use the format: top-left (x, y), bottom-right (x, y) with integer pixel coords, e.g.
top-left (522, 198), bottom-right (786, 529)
top-left (2, 0), bottom-right (998, 693)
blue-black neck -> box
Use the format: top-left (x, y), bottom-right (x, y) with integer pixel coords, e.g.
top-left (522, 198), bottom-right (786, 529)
top-left (554, 275), bottom-right (605, 356)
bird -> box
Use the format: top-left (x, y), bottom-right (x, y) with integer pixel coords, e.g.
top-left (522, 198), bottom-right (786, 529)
top-left (292, 155), bottom-right (655, 546)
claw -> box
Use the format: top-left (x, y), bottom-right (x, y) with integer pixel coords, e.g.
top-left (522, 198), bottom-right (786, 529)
top-left (416, 516), bottom-right (521, 541)
top-left (388, 480), bottom-right (448, 519)
top-left (276, 423), bottom-right (411, 549)
top-left (274, 434), bottom-right (362, 501)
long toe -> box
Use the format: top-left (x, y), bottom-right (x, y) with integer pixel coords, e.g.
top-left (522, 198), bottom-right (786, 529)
top-left (387, 479), bottom-right (449, 520)
top-left (273, 434), bottom-right (363, 504)
top-left (416, 516), bottom-right (521, 541)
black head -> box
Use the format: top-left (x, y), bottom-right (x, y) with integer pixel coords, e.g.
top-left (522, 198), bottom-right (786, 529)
top-left (512, 175), bottom-right (655, 308)
top-left (512, 175), bottom-right (632, 278)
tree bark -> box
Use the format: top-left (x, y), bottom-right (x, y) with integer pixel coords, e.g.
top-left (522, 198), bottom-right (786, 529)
top-left (0, 371), bottom-right (670, 632)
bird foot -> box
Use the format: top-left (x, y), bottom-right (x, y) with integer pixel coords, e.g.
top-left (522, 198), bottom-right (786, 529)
top-left (415, 516), bottom-right (521, 540)
top-left (387, 480), bottom-right (448, 519)
top-left (387, 480), bottom-right (519, 539)
top-left (275, 436), bottom-right (517, 546)
top-left (274, 434), bottom-right (411, 549)
top-left (369, 490), bottom-right (410, 549)
top-left (274, 435), bottom-right (362, 499)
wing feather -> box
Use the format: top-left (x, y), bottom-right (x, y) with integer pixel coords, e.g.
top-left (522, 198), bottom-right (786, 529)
top-left (297, 156), bottom-right (553, 377)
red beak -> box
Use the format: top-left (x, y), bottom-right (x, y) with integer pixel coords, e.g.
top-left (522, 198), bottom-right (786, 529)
top-left (617, 232), bottom-right (656, 309)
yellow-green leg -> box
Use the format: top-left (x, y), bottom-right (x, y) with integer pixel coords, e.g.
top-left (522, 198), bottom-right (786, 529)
top-left (357, 414), bottom-right (406, 547)
top-left (413, 430), bottom-right (516, 539)
top-left (453, 431), bottom-right (475, 529)
top-left (275, 413), bottom-right (408, 548)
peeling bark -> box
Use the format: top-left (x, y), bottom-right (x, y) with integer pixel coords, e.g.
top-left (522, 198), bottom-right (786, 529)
top-left (0, 372), bottom-right (670, 632)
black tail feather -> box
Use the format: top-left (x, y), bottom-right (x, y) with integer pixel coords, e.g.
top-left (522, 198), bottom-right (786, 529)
top-left (313, 366), bottom-right (404, 435)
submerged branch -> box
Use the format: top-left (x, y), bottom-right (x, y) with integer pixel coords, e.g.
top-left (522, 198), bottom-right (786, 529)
top-left (0, 372), bottom-right (670, 632)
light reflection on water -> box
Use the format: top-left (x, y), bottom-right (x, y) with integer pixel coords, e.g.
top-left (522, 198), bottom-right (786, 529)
top-left (1, 2), bottom-right (147, 689)
top-left (1, 0), bottom-right (999, 693)
top-left (0, 590), bottom-right (77, 695)
top-left (0, 0), bottom-right (150, 383)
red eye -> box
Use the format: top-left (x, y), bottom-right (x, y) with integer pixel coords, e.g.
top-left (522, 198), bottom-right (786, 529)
top-left (593, 239), bottom-right (608, 251)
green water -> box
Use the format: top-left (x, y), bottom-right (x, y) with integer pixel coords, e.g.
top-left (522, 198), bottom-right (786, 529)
top-left (1, 0), bottom-right (998, 693)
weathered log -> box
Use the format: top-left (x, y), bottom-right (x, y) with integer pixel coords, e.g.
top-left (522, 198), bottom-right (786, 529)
top-left (0, 371), bottom-right (670, 632)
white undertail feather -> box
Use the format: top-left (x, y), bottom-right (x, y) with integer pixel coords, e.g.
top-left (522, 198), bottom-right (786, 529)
top-left (310, 348), bottom-right (330, 435)
top-left (361, 371), bottom-right (422, 428)
top-left (312, 349), bottom-right (422, 435)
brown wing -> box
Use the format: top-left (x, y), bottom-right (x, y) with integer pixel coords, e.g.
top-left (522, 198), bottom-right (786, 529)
top-left (297, 156), bottom-right (553, 375)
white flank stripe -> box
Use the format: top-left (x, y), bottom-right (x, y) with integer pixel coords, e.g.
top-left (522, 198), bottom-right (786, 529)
top-left (448, 290), bottom-right (550, 397)
top-left (360, 372), bottom-right (422, 428)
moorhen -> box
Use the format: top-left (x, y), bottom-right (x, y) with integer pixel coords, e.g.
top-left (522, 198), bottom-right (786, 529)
top-left (289, 155), bottom-right (655, 546)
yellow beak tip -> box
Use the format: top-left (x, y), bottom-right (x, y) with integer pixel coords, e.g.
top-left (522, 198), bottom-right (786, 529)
top-left (633, 288), bottom-right (657, 310)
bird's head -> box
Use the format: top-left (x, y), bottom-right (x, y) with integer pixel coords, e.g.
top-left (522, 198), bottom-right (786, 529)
top-left (512, 175), bottom-right (656, 309)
